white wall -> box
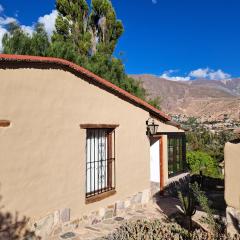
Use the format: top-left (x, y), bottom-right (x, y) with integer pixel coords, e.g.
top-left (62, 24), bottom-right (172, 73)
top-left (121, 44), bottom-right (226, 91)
top-left (150, 138), bottom-right (160, 183)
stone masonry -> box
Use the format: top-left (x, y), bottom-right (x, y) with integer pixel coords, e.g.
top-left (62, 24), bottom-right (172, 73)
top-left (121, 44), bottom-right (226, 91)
top-left (32, 189), bottom-right (151, 239)
top-left (226, 206), bottom-right (240, 235)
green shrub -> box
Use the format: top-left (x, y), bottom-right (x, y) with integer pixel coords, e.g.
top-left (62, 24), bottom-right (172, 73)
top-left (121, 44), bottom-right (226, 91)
top-left (102, 219), bottom-right (189, 240)
top-left (187, 151), bottom-right (220, 178)
top-left (101, 219), bottom-right (240, 240)
top-left (191, 182), bottom-right (225, 238)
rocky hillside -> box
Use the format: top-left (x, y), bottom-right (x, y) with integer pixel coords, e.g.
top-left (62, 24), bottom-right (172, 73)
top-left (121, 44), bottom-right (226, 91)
top-left (131, 74), bottom-right (240, 120)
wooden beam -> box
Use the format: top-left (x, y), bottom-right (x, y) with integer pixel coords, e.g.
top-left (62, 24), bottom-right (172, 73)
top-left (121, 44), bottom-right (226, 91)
top-left (0, 120), bottom-right (10, 127)
top-left (80, 124), bottom-right (119, 129)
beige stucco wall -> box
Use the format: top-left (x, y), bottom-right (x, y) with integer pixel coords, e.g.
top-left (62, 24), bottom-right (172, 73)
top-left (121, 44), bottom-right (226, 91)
top-left (225, 142), bottom-right (240, 209)
top-left (154, 119), bottom-right (184, 133)
top-left (0, 67), bottom-right (181, 221)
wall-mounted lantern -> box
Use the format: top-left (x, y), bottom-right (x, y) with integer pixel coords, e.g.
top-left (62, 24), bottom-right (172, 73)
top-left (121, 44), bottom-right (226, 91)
top-left (146, 118), bottom-right (159, 136)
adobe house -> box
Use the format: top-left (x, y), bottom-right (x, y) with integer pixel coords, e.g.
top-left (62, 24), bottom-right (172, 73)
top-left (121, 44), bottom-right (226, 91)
top-left (0, 54), bottom-right (186, 235)
top-left (225, 129), bottom-right (240, 235)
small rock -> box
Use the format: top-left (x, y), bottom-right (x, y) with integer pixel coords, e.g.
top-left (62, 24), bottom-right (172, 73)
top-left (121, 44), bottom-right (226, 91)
top-left (104, 210), bottom-right (114, 219)
top-left (85, 226), bottom-right (101, 232)
top-left (60, 231), bottom-right (76, 239)
top-left (114, 217), bottom-right (124, 222)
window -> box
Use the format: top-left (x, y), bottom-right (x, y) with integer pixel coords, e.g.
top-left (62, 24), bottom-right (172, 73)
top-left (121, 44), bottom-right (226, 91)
top-left (85, 128), bottom-right (116, 200)
top-left (167, 133), bottom-right (186, 177)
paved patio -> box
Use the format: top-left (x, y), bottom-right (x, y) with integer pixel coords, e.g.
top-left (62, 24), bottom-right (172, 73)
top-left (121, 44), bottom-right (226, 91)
top-left (48, 195), bottom-right (211, 240)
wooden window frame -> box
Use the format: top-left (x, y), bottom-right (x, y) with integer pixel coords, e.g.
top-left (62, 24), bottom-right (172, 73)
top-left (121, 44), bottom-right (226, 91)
top-left (80, 124), bottom-right (119, 129)
top-left (82, 125), bottom-right (118, 204)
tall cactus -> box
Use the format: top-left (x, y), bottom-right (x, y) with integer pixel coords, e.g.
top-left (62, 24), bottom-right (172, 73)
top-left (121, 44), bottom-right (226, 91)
top-left (178, 185), bottom-right (196, 231)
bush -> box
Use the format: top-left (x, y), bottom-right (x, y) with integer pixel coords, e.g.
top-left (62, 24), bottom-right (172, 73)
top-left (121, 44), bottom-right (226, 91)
top-left (102, 219), bottom-right (240, 240)
top-left (0, 194), bottom-right (40, 240)
top-left (102, 219), bottom-right (189, 240)
top-left (187, 151), bottom-right (221, 178)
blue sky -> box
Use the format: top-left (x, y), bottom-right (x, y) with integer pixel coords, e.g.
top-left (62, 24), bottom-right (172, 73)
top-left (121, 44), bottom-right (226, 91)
top-left (0, 0), bottom-right (240, 80)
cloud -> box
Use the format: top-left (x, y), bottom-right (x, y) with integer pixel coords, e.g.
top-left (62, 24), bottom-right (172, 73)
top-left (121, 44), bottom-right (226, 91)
top-left (0, 17), bottom-right (17, 25)
top-left (189, 68), bottom-right (209, 78)
top-left (152, 0), bottom-right (157, 4)
top-left (160, 68), bottom-right (231, 81)
top-left (38, 10), bottom-right (57, 36)
top-left (208, 69), bottom-right (231, 80)
top-left (0, 15), bottom-right (17, 52)
top-left (21, 25), bottom-right (34, 36)
top-left (189, 68), bottom-right (231, 80)
top-left (0, 26), bottom-right (7, 51)
top-left (0, 4), bottom-right (4, 13)
top-left (160, 70), bottom-right (191, 81)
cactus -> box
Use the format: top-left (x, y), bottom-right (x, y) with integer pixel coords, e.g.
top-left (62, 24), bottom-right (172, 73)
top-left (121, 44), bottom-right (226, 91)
top-left (178, 185), bottom-right (197, 231)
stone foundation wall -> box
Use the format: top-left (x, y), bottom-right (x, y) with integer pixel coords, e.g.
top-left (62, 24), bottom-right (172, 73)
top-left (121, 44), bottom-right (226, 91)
top-left (226, 206), bottom-right (240, 235)
top-left (32, 188), bottom-right (151, 239)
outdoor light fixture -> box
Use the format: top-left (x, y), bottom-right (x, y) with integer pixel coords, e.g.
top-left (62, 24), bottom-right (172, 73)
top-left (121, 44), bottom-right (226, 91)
top-left (146, 118), bottom-right (159, 136)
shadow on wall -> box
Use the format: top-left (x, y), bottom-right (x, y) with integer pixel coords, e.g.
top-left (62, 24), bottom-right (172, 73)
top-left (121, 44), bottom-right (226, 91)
top-left (0, 194), bottom-right (40, 240)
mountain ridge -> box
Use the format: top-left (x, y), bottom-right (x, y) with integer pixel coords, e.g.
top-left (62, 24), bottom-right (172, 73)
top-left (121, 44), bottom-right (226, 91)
top-left (131, 74), bottom-right (240, 120)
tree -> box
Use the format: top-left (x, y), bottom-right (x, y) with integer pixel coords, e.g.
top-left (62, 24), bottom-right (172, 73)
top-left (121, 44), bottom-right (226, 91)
top-left (51, 0), bottom-right (151, 101)
top-left (187, 151), bottom-right (220, 178)
top-left (30, 23), bottom-right (50, 56)
top-left (186, 128), bottom-right (235, 162)
top-left (88, 0), bottom-right (124, 56)
top-left (51, 0), bottom-right (91, 63)
top-left (2, 22), bottom-right (50, 57)
top-left (2, 22), bottom-right (32, 55)
top-left (2, 0), bottom-right (162, 109)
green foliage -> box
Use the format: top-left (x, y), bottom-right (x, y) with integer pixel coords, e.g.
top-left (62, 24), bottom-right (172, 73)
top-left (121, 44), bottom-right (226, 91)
top-left (2, 0), bottom-right (160, 109)
top-left (30, 23), bottom-right (50, 56)
top-left (192, 182), bottom-right (223, 238)
top-left (187, 151), bottom-right (220, 178)
top-left (3, 22), bottom-right (50, 57)
top-left (186, 127), bottom-right (235, 162)
top-left (52, 0), bottom-right (91, 58)
top-left (147, 96), bottom-right (162, 109)
top-left (102, 219), bottom-right (189, 240)
top-left (102, 219), bottom-right (240, 240)
top-left (185, 117), bottom-right (198, 127)
top-left (88, 0), bottom-right (124, 56)
top-left (2, 22), bottom-right (32, 55)
top-left (178, 184), bottom-right (196, 231)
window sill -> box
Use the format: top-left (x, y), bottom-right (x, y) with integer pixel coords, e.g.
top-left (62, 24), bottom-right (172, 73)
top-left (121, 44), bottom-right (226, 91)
top-left (85, 189), bottom-right (116, 204)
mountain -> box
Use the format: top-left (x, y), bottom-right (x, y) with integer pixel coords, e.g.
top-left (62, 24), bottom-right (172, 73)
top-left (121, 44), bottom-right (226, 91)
top-left (131, 74), bottom-right (240, 120)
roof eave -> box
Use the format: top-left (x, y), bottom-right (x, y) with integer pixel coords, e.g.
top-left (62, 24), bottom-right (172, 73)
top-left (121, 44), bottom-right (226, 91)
top-left (0, 54), bottom-right (171, 122)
